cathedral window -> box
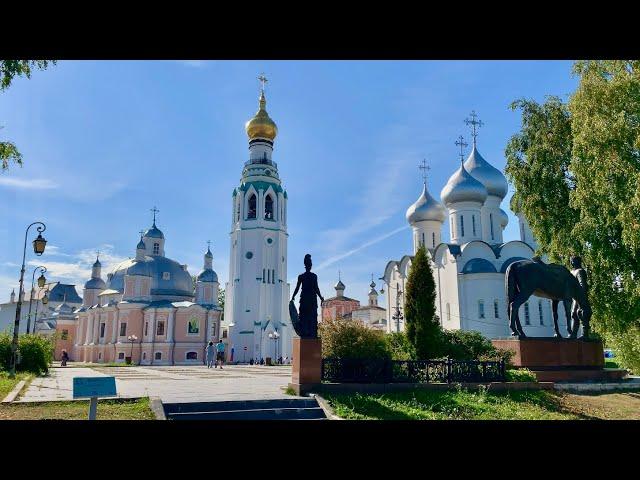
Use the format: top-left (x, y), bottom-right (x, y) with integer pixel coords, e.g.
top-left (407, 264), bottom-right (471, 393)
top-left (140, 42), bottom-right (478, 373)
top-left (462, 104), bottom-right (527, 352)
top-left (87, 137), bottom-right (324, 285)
top-left (263, 268), bottom-right (266, 283)
top-left (155, 352), bottom-right (162, 360)
top-left (422, 233), bottom-right (425, 246)
top-left (478, 300), bottom-right (485, 319)
top-left (119, 322), bottom-right (127, 336)
top-left (446, 303), bottom-right (451, 322)
top-left (186, 351), bottom-right (198, 360)
top-left (460, 216), bottom-right (465, 237)
top-left (265, 194), bottom-right (274, 220)
top-left (162, 272), bottom-right (170, 280)
top-left (472, 215), bottom-right (476, 236)
top-left (450, 218), bottom-right (455, 238)
top-left (144, 322), bottom-right (148, 336)
top-left (211, 323), bottom-right (216, 337)
top-left (272, 269), bottom-right (275, 284)
top-left (494, 300), bottom-right (499, 318)
top-left (432, 232), bottom-right (436, 248)
top-left (153, 243), bottom-right (160, 255)
top-left (490, 213), bottom-right (495, 240)
top-left (538, 301), bottom-right (544, 325)
top-left (236, 201), bottom-right (241, 222)
top-left (143, 352), bottom-right (146, 360)
top-left (156, 321), bottom-right (165, 336)
top-left (118, 352), bottom-right (125, 360)
top-left (248, 194), bottom-right (257, 219)
top-left (524, 302), bottom-right (530, 325)
top-left (100, 323), bottom-right (105, 338)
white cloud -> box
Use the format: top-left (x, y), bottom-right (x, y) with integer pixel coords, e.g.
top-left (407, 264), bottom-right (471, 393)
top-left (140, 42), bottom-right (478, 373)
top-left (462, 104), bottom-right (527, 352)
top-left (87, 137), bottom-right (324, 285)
top-left (25, 244), bottom-right (129, 288)
top-left (0, 177), bottom-right (59, 189)
top-left (315, 225), bottom-right (409, 272)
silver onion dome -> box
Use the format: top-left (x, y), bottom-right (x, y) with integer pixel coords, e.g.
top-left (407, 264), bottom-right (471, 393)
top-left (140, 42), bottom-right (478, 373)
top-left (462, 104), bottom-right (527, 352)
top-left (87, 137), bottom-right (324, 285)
top-left (463, 145), bottom-right (508, 199)
top-left (499, 208), bottom-right (509, 228)
top-left (406, 184), bottom-right (446, 224)
top-left (440, 162), bottom-right (488, 206)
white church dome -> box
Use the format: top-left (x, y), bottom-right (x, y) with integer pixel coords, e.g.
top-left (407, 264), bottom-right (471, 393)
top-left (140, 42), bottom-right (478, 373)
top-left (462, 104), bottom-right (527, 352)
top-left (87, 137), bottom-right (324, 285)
top-left (499, 208), bottom-right (509, 228)
top-left (463, 145), bottom-right (508, 199)
top-left (406, 184), bottom-right (446, 224)
top-left (440, 162), bottom-right (488, 207)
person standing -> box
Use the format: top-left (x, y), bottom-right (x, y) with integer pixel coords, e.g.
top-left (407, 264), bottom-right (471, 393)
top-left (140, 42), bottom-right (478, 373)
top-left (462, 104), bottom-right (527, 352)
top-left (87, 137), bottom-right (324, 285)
top-left (61, 350), bottom-right (69, 367)
top-left (215, 339), bottom-right (226, 369)
top-left (206, 341), bottom-right (215, 368)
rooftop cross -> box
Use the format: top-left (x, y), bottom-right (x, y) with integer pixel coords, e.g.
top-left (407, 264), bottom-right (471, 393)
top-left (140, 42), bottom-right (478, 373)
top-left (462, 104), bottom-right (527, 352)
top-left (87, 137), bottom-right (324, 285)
top-left (139, 230), bottom-right (144, 238)
top-left (95, 250), bottom-right (100, 262)
top-left (455, 135), bottom-right (468, 164)
top-left (418, 158), bottom-right (430, 186)
top-left (207, 240), bottom-right (211, 250)
top-left (464, 110), bottom-right (484, 146)
top-left (258, 73), bottom-right (268, 93)
top-left (150, 206), bottom-right (159, 225)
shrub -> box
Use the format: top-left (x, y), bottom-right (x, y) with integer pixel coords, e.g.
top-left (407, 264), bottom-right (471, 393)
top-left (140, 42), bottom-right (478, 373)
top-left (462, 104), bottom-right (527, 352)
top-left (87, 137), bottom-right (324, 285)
top-left (0, 332), bottom-right (55, 374)
top-left (505, 368), bottom-right (537, 382)
top-left (385, 332), bottom-right (415, 360)
top-left (439, 330), bottom-right (509, 362)
top-left (319, 317), bottom-right (390, 359)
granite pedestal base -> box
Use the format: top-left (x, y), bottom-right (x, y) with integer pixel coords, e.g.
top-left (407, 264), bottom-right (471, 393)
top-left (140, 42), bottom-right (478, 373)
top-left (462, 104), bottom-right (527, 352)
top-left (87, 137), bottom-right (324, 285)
top-left (289, 338), bottom-right (322, 396)
top-left (491, 338), bottom-right (625, 383)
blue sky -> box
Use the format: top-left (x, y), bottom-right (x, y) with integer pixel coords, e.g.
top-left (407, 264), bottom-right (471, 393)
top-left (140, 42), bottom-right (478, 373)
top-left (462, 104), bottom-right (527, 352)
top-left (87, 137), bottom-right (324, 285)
top-left (0, 60), bottom-right (578, 305)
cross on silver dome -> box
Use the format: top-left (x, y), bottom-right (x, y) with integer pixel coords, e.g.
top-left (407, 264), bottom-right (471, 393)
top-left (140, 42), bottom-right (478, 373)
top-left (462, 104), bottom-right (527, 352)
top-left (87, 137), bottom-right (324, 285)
top-left (418, 158), bottom-right (430, 186)
top-left (465, 110), bottom-right (484, 146)
top-left (455, 135), bottom-right (468, 164)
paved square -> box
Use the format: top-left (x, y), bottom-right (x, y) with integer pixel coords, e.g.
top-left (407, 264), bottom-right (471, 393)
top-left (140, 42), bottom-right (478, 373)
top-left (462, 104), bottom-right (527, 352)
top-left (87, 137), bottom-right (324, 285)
top-left (19, 365), bottom-right (294, 403)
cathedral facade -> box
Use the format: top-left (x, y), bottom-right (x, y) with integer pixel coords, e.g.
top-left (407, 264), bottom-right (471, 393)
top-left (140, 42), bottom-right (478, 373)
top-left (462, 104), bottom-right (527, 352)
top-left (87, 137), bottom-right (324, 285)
top-left (381, 114), bottom-right (560, 339)
top-left (73, 221), bottom-right (222, 365)
top-left (224, 83), bottom-right (292, 363)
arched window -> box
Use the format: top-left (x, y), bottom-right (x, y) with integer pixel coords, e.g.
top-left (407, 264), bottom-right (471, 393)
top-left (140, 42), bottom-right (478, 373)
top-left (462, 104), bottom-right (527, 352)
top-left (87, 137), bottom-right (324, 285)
top-left (422, 232), bottom-right (425, 246)
top-left (153, 243), bottom-right (160, 255)
top-left (494, 300), bottom-right (500, 318)
top-left (460, 215), bottom-right (465, 237)
top-left (265, 195), bottom-right (274, 220)
top-left (524, 302), bottom-right (530, 325)
top-left (236, 201), bottom-right (241, 222)
top-left (538, 301), bottom-right (544, 325)
top-left (478, 300), bottom-right (485, 319)
top-left (472, 215), bottom-right (476, 236)
top-left (432, 232), bottom-right (435, 248)
top-left (446, 303), bottom-right (451, 322)
top-left (186, 351), bottom-right (198, 360)
top-left (248, 194), bottom-right (257, 219)
top-left (155, 352), bottom-right (162, 360)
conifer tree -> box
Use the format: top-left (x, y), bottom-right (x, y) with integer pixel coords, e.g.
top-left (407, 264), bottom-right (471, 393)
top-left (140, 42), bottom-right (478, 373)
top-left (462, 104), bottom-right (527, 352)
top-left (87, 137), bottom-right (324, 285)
top-left (404, 244), bottom-right (441, 359)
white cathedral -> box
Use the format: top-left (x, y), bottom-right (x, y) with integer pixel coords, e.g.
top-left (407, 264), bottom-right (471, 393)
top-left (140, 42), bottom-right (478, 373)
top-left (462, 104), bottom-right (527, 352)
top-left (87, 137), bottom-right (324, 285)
top-left (224, 82), bottom-right (292, 362)
top-left (381, 113), bottom-right (560, 339)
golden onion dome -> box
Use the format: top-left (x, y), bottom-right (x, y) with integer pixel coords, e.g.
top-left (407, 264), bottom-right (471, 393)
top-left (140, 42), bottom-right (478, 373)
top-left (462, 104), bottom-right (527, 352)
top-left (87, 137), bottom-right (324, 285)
top-left (245, 90), bottom-right (278, 141)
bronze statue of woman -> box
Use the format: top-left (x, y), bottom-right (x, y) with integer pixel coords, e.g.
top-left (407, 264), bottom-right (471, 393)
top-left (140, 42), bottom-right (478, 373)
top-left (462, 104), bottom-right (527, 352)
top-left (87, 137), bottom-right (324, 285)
top-left (290, 254), bottom-right (324, 338)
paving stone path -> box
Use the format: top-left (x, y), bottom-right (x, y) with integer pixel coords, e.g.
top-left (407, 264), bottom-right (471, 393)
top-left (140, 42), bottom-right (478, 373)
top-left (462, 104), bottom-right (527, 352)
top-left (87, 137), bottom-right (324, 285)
top-left (18, 365), bottom-right (294, 403)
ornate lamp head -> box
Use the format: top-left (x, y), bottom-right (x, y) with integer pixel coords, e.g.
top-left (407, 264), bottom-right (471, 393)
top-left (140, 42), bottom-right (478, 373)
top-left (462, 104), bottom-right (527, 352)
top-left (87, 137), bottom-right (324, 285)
top-left (33, 233), bottom-right (47, 256)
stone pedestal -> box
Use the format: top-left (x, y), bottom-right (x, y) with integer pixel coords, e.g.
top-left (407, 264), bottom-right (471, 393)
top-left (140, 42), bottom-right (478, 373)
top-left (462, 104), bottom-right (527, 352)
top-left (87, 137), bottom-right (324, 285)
top-left (491, 338), bottom-right (624, 382)
top-left (289, 338), bottom-right (322, 395)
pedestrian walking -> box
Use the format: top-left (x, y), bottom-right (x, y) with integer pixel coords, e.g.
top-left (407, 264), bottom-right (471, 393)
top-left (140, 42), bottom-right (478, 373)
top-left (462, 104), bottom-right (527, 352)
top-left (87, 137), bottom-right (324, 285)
top-left (61, 350), bottom-right (69, 367)
top-left (215, 339), bottom-right (226, 369)
top-left (206, 341), bottom-right (215, 368)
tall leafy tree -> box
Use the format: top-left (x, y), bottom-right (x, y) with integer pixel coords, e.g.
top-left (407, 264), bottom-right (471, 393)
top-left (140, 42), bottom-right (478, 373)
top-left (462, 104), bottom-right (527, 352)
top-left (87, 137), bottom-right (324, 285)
top-left (505, 60), bottom-right (640, 372)
top-left (404, 244), bottom-right (441, 359)
top-left (1, 60), bottom-right (56, 170)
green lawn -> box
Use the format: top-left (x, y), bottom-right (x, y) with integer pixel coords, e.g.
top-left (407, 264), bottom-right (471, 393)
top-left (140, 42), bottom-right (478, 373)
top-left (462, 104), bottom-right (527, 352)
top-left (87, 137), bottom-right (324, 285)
top-left (0, 398), bottom-right (156, 420)
top-left (324, 388), bottom-right (575, 420)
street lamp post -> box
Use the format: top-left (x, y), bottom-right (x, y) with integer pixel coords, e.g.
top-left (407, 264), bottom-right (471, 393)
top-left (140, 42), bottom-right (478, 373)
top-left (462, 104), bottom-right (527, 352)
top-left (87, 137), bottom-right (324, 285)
top-left (127, 335), bottom-right (138, 364)
top-left (10, 222), bottom-right (47, 377)
top-left (380, 282), bottom-right (403, 333)
top-left (26, 266), bottom-right (47, 334)
top-left (32, 287), bottom-right (49, 335)
top-left (268, 330), bottom-right (280, 363)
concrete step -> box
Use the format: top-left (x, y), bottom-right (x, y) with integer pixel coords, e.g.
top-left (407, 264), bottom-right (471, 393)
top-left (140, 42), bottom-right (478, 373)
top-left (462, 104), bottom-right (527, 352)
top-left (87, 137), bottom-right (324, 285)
top-left (163, 398), bottom-right (318, 414)
top-left (163, 397), bottom-right (327, 420)
top-left (167, 406), bottom-right (326, 420)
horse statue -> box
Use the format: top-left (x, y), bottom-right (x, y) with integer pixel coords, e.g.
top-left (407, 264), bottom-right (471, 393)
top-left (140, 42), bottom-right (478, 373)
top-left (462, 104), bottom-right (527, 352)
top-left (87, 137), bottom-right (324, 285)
top-left (505, 257), bottom-right (592, 339)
